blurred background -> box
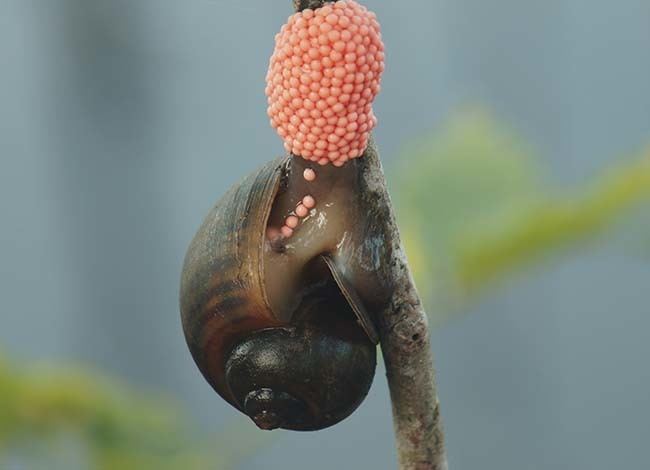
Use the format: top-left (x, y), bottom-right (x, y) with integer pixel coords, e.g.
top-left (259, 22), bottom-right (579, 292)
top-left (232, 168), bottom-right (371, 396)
top-left (1, 0), bottom-right (649, 469)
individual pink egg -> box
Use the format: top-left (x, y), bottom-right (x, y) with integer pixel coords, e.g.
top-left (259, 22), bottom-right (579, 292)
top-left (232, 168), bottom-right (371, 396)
top-left (302, 195), bottom-right (316, 209)
top-left (285, 215), bottom-right (299, 229)
top-left (280, 225), bottom-right (294, 238)
top-left (303, 168), bottom-right (317, 181)
top-left (296, 204), bottom-right (309, 218)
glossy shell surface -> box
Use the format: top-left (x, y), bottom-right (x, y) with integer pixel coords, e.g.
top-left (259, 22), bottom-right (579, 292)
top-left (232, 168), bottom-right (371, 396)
top-left (180, 158), bottom-right (284, 408)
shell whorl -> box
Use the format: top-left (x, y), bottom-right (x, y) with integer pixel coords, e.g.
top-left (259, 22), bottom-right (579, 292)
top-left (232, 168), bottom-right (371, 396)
top-left (180, 158), bottom-right (284, 407)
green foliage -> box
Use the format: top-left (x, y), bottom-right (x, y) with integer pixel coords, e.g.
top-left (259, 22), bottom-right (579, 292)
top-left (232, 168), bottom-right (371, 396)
top-left (392, 109), bottom-right (650, 323)
top-left (456, 151), bottom-right (650, 290)
top-left (0, 354), bottom-right (248, 469)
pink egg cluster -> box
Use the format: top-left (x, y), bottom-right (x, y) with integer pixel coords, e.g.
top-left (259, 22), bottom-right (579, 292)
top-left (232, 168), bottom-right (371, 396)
top-left (265, 0), bottom-right (385, 167)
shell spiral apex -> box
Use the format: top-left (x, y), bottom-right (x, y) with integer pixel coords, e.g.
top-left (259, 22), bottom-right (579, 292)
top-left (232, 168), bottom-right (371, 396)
top-left (265, 0), bottom-right (385, 167)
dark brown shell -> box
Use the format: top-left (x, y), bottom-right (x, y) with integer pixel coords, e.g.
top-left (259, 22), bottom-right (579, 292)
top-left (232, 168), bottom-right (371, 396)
top-left (180, 158), bottom-right (284, 410)
top-left (180, 156), bottom-right (380, 430)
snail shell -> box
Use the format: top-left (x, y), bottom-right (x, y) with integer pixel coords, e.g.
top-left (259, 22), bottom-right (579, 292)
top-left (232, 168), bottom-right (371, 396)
top-left (180, 155), bottom-right (389, 430)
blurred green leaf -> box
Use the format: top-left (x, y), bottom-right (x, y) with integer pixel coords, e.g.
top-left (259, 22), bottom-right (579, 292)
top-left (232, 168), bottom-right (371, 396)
top-left (456, 151), bottom-right (650, 291)
top-left (392, 109), bottom-right (650, 323)
top-left (0, 353), bottom-right (267, 469)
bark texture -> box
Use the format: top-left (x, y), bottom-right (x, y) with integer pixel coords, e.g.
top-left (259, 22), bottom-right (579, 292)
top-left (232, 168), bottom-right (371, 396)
top-left (293, 0), bottom-right (329, 10)
top-left (358, 141), bottom-right (448, 470)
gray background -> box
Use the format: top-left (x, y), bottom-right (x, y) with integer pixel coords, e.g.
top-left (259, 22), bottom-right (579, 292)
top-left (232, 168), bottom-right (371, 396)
top-left (1, 1), bottom-right (649, 469)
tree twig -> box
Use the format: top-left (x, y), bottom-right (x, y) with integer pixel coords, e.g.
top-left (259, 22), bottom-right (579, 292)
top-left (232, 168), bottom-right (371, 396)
top-left (293, 0), bottom-right (329, 11)
top-left (359, 141), bottom-right (448, 470)
top-left (288, 2), bottom-right (448, 467)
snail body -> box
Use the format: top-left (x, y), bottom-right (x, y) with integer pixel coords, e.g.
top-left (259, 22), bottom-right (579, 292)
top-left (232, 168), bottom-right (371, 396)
top-left (180, 155), bottom-right (389, 430)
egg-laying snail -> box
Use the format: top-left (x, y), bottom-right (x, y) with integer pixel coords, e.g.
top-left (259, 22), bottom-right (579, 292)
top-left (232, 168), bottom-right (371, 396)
top-left (180, 0), bottom-right (388, 431)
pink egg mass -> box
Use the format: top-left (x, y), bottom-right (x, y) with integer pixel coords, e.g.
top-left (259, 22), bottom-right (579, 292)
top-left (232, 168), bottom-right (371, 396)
top-left (265, 0), bottom-right (385, 166)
